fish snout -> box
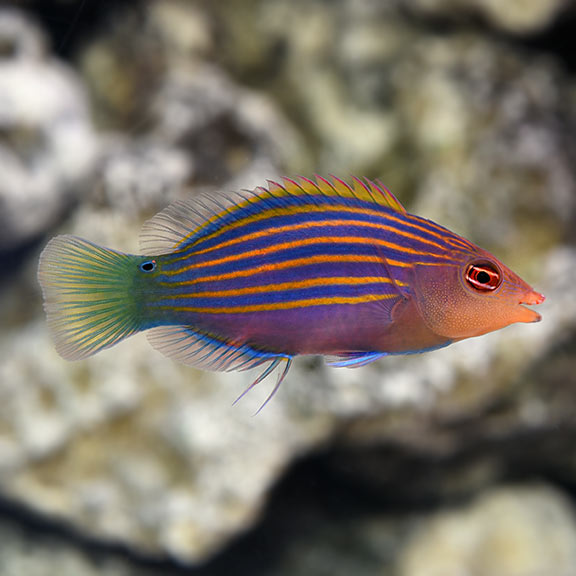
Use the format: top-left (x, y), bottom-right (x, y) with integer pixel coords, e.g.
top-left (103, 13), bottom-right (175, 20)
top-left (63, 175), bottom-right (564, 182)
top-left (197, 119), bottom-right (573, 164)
top-left (518, 289), bottom-right (545, 323)
top-left (523, 290), bottom-right (545, 306)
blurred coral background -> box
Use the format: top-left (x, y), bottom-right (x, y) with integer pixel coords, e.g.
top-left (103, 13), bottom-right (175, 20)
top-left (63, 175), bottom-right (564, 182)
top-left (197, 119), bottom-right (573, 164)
top-left (1, 1), bottom-right (576, 574)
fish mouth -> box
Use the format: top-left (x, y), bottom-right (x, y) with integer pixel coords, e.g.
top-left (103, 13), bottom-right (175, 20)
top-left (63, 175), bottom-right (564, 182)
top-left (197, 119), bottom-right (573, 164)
top-left (518, 291), bottom-right (545, 323)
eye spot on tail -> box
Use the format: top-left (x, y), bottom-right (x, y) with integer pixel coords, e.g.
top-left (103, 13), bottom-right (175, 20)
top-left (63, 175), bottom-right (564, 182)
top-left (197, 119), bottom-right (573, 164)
top-left (140, 260), bottom-right (157, 273)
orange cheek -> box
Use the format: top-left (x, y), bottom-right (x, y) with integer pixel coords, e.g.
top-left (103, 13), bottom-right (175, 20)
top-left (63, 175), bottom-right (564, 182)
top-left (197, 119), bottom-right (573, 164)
top-left (413, 266), bottom-right (523, 340)
top-left (424, 294), bottom-right (520, 339)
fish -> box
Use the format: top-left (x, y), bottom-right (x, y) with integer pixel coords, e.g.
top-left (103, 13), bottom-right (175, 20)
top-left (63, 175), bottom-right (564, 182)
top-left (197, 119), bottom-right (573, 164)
top-left (38, 176), bottom-right (544, 404)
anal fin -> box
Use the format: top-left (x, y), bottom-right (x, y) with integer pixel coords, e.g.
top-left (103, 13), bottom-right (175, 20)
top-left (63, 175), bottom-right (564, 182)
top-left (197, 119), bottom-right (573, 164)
top-left (147, 326), bottom-right (281, 371)
top-left (147, 326), bottom-right (293, 408)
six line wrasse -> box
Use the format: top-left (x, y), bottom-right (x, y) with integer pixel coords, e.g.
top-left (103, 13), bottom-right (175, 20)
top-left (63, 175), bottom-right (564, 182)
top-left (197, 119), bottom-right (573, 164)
top-left (38, 176), bottom-right (545, 404)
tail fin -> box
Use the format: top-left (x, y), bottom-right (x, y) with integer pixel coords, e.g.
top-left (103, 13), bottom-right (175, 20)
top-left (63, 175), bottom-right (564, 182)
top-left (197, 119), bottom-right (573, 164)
top-left (38, 235), bottom-right (143, 360)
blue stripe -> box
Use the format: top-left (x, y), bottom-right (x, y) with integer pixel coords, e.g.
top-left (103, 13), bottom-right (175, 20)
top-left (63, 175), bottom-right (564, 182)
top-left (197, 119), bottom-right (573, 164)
top-left (176, 192), bottom-right (465, 254)
top-left (149, 280), bottom-right (398, 309)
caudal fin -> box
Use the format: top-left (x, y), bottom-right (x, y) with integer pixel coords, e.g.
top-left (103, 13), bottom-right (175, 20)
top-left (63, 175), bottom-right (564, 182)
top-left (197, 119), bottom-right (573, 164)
top-left (38, 235), bottom-right (143, 360)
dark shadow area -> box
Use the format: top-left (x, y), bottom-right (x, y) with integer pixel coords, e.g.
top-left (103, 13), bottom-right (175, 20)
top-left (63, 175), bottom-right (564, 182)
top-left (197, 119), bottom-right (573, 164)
top-left (2, 426), bottom-right (576, 575)
top-left (23, 1), bottom-right (576, 76)
top-left (0, 239), bottom-right (42, 289)
top-left (14, 0), bottom-right (136, 57)
top-left (522, 9), bottom-right (576, 73)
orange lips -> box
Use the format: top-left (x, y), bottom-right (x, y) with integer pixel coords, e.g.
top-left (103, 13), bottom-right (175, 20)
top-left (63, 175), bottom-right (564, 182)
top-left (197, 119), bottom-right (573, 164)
top-left (518, 290), bottom-right (545, 323)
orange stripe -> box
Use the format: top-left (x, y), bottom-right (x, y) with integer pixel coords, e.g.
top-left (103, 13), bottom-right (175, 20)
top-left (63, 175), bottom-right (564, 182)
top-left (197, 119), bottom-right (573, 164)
top-left (175, 204), bottom-right (469, 259)
top-left (159, 254), bottom-right (458, 287)
top-left (165, 235), bottom-right (456, 276)
top-left (160, 254), bottom-right (407, 286)
top-left (175, 178), bottom-right (470, 252)
top-left (188, 218), bottom-right (450, 258)
top-left (403, 213), bottom-right (474, 250)
top-left (176, 179), bottom-right (333, 246)
top-left (156, 293), bottom-right (398, 314)
top-left (164, 276), bottom-right (402, 299)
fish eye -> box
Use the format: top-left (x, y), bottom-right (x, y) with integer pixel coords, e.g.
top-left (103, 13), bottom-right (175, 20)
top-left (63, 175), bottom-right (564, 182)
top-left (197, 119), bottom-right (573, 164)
top-left (139, 260), bottom-right (156, 273)
top-left (465, 261), bottom-right (502, 292)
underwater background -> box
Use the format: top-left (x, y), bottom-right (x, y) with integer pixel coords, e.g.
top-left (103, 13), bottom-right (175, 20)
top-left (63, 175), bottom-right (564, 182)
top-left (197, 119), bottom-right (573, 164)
top-left (1, 0), bottom-right (576, 574)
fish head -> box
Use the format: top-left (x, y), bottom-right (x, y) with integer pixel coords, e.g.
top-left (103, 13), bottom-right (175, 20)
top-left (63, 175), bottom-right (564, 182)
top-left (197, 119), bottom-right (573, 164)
top-left (412, 248), bottom-right (544, 340)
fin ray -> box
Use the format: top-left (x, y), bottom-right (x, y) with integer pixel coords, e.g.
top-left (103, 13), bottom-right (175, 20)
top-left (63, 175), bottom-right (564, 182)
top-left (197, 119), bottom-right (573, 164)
top-left (38, 235), bottom-right (142, 360)
top-left (147, 325), bottom-right (287, 372)
top-left (139, 176), bottom-right (405, 255)
top-left (325, 351), bottom-right (387, 368)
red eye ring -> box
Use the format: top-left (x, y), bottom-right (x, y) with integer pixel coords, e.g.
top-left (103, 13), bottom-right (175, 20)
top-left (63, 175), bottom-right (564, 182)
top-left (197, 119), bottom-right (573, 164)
top-left (465, 261), bottom-right (502, 292)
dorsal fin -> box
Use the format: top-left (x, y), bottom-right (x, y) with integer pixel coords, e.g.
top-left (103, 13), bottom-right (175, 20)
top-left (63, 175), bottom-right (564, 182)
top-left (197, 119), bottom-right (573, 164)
top-left (139, 176), bottom-right (406, 255)
top-left (139, 189), bottom-right (258, 256)
top-left (285, 175), bottom-right (406, 213)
